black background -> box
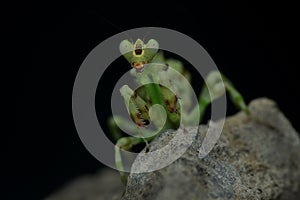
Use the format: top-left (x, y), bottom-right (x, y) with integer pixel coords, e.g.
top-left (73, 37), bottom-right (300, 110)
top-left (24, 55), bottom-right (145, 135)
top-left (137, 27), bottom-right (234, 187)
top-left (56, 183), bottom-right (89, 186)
top-left (13, 1), bottom-right (299, 199)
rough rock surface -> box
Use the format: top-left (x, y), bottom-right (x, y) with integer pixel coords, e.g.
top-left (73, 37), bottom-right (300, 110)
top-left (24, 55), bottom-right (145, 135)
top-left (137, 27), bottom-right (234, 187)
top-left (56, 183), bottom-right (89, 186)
top-left (45, 168), bottom-right (123, 200)
top-left (47, 98), bottom-right (300, 200)
top-left (122, 98), bottom-right (300, 199)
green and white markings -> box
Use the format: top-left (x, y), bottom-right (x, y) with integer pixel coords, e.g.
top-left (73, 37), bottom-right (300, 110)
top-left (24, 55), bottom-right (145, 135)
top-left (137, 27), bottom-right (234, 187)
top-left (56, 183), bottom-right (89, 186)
top-left (111, 63), bottom-right (200, 175)
top-left (72, 27), bottom-right (248, 178)
top-left (119, 39), bottom-right (159, 72)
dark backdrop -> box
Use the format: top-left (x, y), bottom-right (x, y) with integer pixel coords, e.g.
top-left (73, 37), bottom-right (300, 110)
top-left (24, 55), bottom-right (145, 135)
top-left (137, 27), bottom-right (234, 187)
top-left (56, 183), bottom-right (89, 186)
top-left (13, 1), bottom-right (299, 199)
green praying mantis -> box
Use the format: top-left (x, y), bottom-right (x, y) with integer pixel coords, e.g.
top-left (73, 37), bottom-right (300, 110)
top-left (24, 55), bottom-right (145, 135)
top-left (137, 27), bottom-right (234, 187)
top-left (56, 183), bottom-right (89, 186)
top-left (108, 38), bottom-right (249, 185)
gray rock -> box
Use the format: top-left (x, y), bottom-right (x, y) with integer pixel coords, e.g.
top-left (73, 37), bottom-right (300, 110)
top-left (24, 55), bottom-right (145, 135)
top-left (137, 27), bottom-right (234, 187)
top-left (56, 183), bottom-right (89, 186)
top-left (45, 168), bottom-right (123, 200)
top-left (46, 98), bottom-right (300, 200)
top-left (122, 98), bottom-right (300, 200)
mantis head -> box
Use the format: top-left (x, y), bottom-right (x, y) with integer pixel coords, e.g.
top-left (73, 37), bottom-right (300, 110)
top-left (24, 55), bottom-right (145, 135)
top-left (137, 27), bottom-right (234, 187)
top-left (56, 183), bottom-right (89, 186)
top-left (119, 39), bottom-right (159, 72)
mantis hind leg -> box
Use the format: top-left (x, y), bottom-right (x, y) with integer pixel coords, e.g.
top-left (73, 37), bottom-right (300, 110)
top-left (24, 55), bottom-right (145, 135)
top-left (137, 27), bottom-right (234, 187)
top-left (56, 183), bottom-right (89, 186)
top-left (221, 74), bottom-right (249, 114)
top-left (188, 71), bottom-right (249, 124)
top-left (206, 71), bottom-right (249, 114)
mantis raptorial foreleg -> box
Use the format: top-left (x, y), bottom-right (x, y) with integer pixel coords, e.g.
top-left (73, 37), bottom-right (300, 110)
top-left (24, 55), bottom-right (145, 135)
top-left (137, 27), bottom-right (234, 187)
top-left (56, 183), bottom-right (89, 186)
top-left (109, 38), bottom-right (250, 187)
